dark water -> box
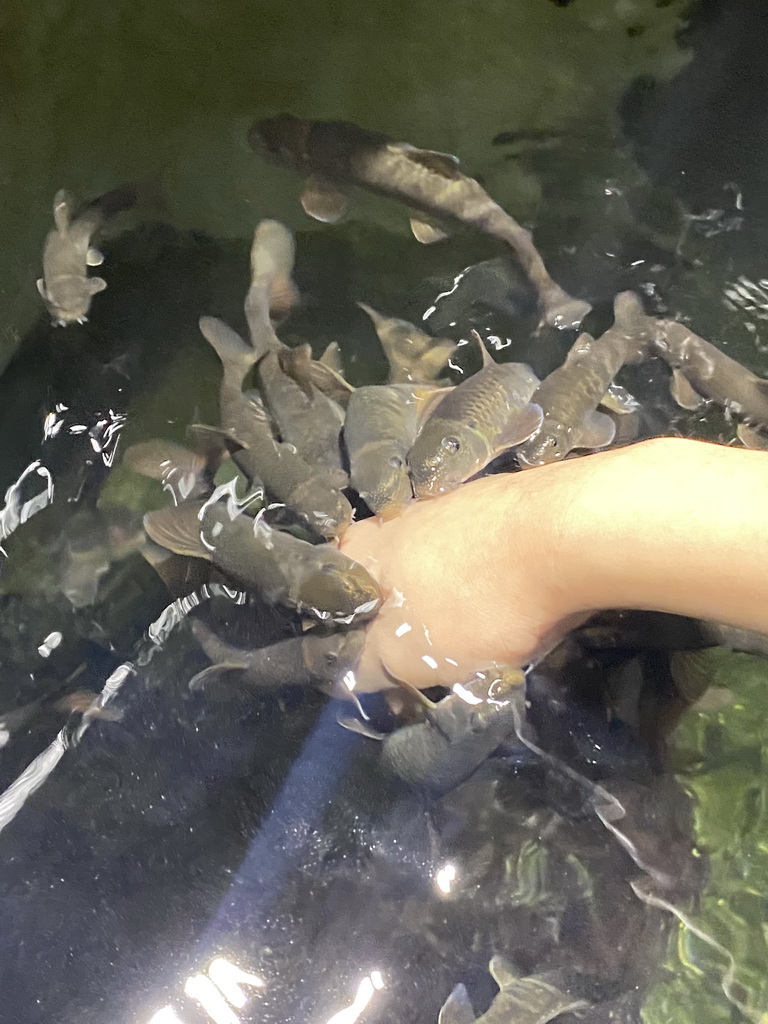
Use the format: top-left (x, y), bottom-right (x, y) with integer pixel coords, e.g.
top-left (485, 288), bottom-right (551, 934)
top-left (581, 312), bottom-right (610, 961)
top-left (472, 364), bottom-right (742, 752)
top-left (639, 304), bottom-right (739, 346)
top-left (0, 1), bottom-right (768, 1022)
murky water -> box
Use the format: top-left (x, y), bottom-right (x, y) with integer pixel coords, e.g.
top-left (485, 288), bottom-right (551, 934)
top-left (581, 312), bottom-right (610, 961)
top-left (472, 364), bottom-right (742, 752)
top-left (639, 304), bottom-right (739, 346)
top-left (0, 1), bottom-right (768, 1022)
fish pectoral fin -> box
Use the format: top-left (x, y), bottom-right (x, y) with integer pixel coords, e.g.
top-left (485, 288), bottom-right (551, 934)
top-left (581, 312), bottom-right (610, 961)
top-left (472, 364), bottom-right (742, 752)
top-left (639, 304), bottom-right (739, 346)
top-left (86, 247), bottom-right (104, 267)
top-left (737, 422), bottom-right (768, 450)
top-left (143, 503), bottom-right (210, 560)
top-left (337, 715), bottom-right (386, 741)
top-left (381, 661), bottom-right (439, 710)
top-left (52, 189), bottom-right (74, 231)
top-left (300, 174), bottom-right (350, 223)
top-left (188, 663), bottom-right (243, 691)
top-left (402, 145), bottom-right (461, 177)
top-left (494, 402), bottom-right (545, 451)
top-left (599, 382), bottom-right (640, 415)
top-left (670, 368), bottom-right (704, 410)
top-left (409, 215), bottom-right (450, 245)
top-left (438, 985), bottom-right (476, 1024)
top-left (88, 276), bottom-right (107, 295)
top-left (319, 341), bottom-right (343, 372)
top-left (575, 409), bottom-right (616, 450)
top-left (36, 278), bottom-right (49, 300)
top-left (488, 955), bottom-right (520, 990)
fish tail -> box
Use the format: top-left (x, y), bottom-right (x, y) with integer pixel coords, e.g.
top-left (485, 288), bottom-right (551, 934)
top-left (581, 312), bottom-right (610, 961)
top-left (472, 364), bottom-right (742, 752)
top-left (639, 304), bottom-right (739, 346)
top-left (199, 316), bottom-right (258, 376)
top-left (143, 502), bottom-right (211, 560)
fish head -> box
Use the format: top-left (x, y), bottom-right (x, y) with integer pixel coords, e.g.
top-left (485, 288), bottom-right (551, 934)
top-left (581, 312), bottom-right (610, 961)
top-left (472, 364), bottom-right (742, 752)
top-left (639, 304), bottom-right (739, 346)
top-left (297, 554), bottom-right (382, 622)
top-left (356, 447), bottom-right (414, 517)
top-left (516, 420), bottom-right (571, 467)
top-left (40, 275), bottom-right (106, 325)
top-left (304, 629), bottom-right (366, 680)
top-left (294, 482), bottom-right (354, 541)
top-left (248, 114), bottom-right (310, 170)
top-left (408, 418), bottom-right (490, 498)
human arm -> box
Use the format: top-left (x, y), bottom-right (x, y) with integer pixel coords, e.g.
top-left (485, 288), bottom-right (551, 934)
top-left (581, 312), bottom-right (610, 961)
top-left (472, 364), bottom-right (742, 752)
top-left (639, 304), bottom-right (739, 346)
top-left (339, 437), bottom-right (768, 691)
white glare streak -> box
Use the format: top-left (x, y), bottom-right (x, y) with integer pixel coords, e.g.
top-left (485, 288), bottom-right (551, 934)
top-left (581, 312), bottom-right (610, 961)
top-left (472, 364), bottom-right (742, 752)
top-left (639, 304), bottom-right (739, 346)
top-left (147, 1008), bottom-right (185, 1024)
top-left (184, 975), bottom-right (240, 1024)
top-left (342, 671), bottom-right (357, 692)
top-left (422, 267), bottom-right (469, 321)
top-left (422, 655), bottom-right (439, 670)
top-left (435, 863), bottom-right (457, 894)
top-left (394, 623), bottom-right (412, 638)
top-left (38, 631), bottom-right (63, 657)
top-left (324, 973), bottom-right (383, 1024)
top-left (207, 957), bottom-right (264, 1009)
top-left (0, 461), bottom-right (54, 546)
top-left (452, 683), bottom-right (483, 705)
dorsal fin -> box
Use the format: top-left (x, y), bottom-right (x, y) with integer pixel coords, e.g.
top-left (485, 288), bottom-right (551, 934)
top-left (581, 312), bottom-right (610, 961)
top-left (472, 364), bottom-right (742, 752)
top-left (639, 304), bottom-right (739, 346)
top-left (401, 145), bottom-right (461, 178)
top-left (52, 189), bottom-right (74, 231)
top-left (488, 956), bottom-right (520, 990)
top-left (470, 329), bottom-right (493, 368)
top-left (143, 503), bottom-right (210, 560)
top-left (438, 986), bottom-right (475, 1024)
top-left (278, 344), bottom-right (315, 399)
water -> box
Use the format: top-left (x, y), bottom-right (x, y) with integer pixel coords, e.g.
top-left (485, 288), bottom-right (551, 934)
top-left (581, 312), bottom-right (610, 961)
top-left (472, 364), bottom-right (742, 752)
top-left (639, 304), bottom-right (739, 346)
top-left (0, 0), bottom-right (768, 1022)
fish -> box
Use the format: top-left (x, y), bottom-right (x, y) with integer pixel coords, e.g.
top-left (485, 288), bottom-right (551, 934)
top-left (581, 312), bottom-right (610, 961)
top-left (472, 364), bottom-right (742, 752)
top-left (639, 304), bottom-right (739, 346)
top-left (249, 219), bottom-right (300, 323)
top-left (517, 291), bottom-right (652, 467)
top-left (0, 691), bottom-right (121, 747)
top-left (249, 114), bottom-right (590, 328)
top-left (123, 439), bottom-right (214, 502)
top-left (377, 667), bottom-right (526, 793)
top-left (357, 303), bottom-right (458, 384)
top-left (199, 315), bottom-right (353, 539)
top-left (143, 499), bottom-right (381, 623)
top-left (651, 318), bottom-right (768, 435)
top-left (407, 337), bottom-right (542, 497)
top-left (438, 960), bottom-right (587, 1024)
top-left (188, 618), bottom-right (365, 694)
top-left (37, 186), bottom-right (137, 325)
top-left (55, 507), bottom-right (145, 609)
top-left (343, 383), bottom-right (444, 517)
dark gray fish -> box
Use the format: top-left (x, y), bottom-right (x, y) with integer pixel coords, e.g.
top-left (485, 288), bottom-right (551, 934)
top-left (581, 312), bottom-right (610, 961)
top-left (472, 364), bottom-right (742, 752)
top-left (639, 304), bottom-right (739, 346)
top-left (651, 318), bottom-right (768, 436)
top-left (199, 315), bottom-right (353, 539)
top-left (408, 341), bottom-right (542, 497)
top-left (144, 499), bottom-right (380, 623)
top-left (378, 668), bottom-right (526, 793)
top-left (357, 303), bottom-right (458, 384)
top-left (188, 618), bottom-right (364, 694)
top-left (250, 115), bottom-right (590, 328)
top-left (517, 291), bottom-right (652, 467)
top-left (439, 960), bottom-right (587, 1024)
top-left (344, 383), bottom-right (443, 517)
top-left (37, 186), bottom-right (136, 325)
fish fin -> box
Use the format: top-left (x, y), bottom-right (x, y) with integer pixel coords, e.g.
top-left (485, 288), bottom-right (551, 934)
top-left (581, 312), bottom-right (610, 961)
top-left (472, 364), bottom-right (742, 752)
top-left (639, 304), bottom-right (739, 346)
top-left (124, 439), bottom-right (206, 482)
top-left (54, 691), bottom-right (122, 721)
top-left (337, 716), bottom-right (386, 741)
top-left (278, 344), bottom-right (315, 399)
top-left (52, 189), bottom-right (73, 231)
top-left (320, 341), bottom-right (343, 372)
top-left (494, 402), bottom-right (544, 450)
top-left (438, 985), bottom-right (476, 1024)
top-left (86, 247), bottom-right (104, 267)
top-left (415, 386), bottom-right (452, 425)
top-left (599, 382), bottom-right (640, 415)
top-left (381, 662), bottom-right (439, 710)
top-left (301, 175), bottom-right (350, 223)
top-left (188, 663), bottom-right (245, 691)
top-left (402, 146), bottom-right (462, 177)
top-left (268, 275), bottom-right (300, 322)
top-left (199, 316), bottom-right (257, 372)
top-left (88, 276), bottom-right (107, 295)
top-left (190, 618), bottom-right (250, 667)
top-left (143, 503), bottom-right (211, 560)
top-left (670, 369), bottom-right (704, 411)
top-left (187, 422), bottom-right (242, 459)
top-left (356, 301), bottom-right (385, 328)
top-left (737, 422), bottom-right (768, 450)
top-left (36, 278), bottom-right (48, 300)
top-left (575, 410), bottom-right (616, 450)
top-left (410, 216), bottom-right (449, 245)
top-left (470, 328), bottom-right (493, 368)
top-left (309, 362), bottom-right (355, 405)
top-left (488, 956), bottom-right (520, 990)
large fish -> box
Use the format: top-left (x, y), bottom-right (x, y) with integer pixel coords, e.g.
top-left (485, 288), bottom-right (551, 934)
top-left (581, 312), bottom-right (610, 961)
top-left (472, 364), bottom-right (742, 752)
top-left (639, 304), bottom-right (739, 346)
top-left (344, 383), bottom-right (444, 517)
top-left (357, 303), bottom-right (458, 384)
top-left (250, 114), bottom-right (590, 328)
top-left (37, 186), bottom-right (137, 325)
top-left (439, 959), bottom-right (587, 1024)
top-left (517, 291), bottom-right (652, 467)
top-left (199, 315), bottom-right (353, 539)
top-left (407, 338), bottom-right (542, 497)
top-left (144, 498), bottom-right (381, 624)
top-left (188, 618), bottom-right (365, 694)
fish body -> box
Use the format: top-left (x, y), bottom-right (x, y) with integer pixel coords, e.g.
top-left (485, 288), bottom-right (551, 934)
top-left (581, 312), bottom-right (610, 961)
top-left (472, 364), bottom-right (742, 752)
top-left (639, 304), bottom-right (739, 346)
top-left (37, 187), bottom-right (135, 324)
top-left (199, 315), bottom-right (352, 538)
top-left (408, 357), bottom-right (542, 497)
top-left (249, 219), bottom-right (300, 322)
top-left (344, 383), bottom-right (441, 516)
top-left (357, 303), bottom-right (457, 384)
top-left (439, 962), bottom-right (587, 1024)
top-left (380, 668), bottom-right (525, 793)
top-left (517, 291), bottom-right (651, 467)
top-left (144, 500), bottom-right (380, 623)
top-left (250, 115), bottom-right (590, 328)
top-left (189, 619), bottom-right (365, 694)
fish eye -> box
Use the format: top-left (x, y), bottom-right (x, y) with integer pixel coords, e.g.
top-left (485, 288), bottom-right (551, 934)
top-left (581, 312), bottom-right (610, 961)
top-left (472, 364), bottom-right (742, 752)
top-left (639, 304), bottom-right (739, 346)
top-left (440, 436), bottom-right (461, 454)
top-left (388, 455), bottom-right (404, 469)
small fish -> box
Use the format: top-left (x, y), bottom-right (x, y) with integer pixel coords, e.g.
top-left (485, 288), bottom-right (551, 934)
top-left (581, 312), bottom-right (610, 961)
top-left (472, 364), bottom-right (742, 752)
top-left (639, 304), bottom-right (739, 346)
top-left (651, 319), bottom-right (768, 434)
top-left (378, 667), bottom-right (526, 793)
top-left (144, 499), bottom-right (381, 623)
top-left (199, 315), bottom-right (353, 539)
top-left (407, 337), bottom-right (542, 497)
top-left (249, 219), bottom-right (300, 323)
top-left (250, 115), bottom-right (590, 328)
top-left (56, 507), bottom-right (145, 609)
top-left (439, 961), bottom-right (587, 1024)
top-left (357, 303), bottom-right (458, 384)
top-left (188, 619), bottom-right (364, 694)
top-left (517, 291), bottom-right (651, 467)
top-left (123, 439), bottom-right (214, 501)
top-left (0, 691), bottom-right (120, 747)
top-left (344, 383), bottom-right (444, 517)
top-left (37, 186), bottom-right (136, 325)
